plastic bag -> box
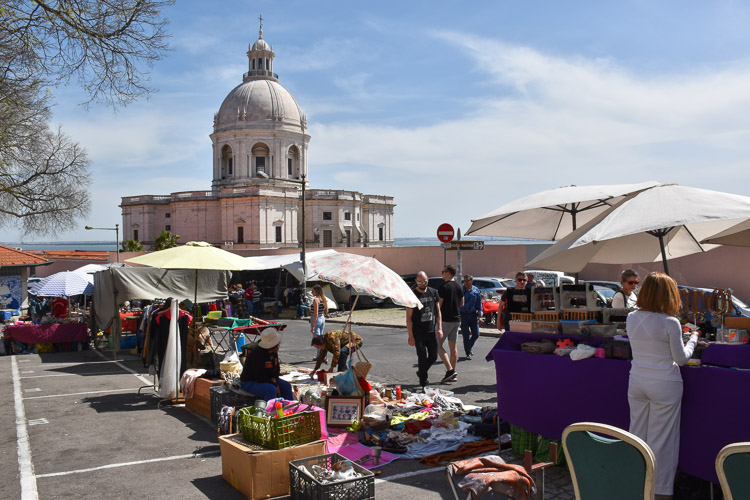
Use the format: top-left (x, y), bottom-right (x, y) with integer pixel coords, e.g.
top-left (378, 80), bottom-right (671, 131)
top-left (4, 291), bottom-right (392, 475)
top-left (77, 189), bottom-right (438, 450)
top-left (332, 358), bottom-right (364, 396)
top-left (570, 344), bottom-right (596, 361)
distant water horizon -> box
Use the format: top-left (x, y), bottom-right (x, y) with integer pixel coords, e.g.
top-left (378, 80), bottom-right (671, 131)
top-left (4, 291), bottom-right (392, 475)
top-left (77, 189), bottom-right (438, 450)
top-left (2, 236), bottom-right (549, 252)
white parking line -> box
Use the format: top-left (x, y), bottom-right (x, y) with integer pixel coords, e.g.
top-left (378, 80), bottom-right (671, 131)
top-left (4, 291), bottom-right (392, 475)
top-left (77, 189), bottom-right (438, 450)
top-left (12, 356), bottom-right (39, 499)
top-left (374, 467), bottom-right (443, 484)
top-left (35, 450), bottom-right (221, 478)
top-left (20, 371), bottom-right (125, 379)
top-left (24, 388), bottom-right (143, 400)
top-left (93, 349), bottom-right (153, 386)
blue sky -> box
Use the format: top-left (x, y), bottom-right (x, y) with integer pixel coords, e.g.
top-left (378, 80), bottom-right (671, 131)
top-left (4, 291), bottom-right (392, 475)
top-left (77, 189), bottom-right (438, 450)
top-left (4, 0), bottom-right (750, 242)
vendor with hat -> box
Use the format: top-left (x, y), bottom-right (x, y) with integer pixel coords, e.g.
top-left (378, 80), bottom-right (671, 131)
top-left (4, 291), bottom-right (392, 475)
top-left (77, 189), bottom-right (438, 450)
top-left (239, 328), bottom-right (293, 401)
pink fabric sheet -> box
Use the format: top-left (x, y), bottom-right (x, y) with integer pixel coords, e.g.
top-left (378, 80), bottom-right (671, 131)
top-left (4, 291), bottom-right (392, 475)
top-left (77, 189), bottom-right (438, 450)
top-left (4, 323), bottom-right (88, 343)
top-left (326, 429), bottom-right (400, 469)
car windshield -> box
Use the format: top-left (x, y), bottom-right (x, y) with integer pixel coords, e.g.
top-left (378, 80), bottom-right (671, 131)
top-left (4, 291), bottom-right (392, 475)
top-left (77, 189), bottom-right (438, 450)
top-left (594, 286), bottom-right (616, 298)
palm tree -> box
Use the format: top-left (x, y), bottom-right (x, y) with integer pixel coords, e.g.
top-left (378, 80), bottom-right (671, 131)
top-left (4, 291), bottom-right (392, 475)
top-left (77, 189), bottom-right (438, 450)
top-left (154, 230), bottom-right (180, 250)
top-left (121, 239), bottom-right (144, 252)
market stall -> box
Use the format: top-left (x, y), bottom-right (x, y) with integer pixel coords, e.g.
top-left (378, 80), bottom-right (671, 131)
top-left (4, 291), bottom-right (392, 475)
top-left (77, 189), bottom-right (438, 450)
top-left (489, 330), bottom-right (750, 484)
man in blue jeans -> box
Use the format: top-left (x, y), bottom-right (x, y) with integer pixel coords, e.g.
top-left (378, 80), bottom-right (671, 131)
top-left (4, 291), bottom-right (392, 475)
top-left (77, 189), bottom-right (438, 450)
top-left (460, 275), bottom-right (483, 359)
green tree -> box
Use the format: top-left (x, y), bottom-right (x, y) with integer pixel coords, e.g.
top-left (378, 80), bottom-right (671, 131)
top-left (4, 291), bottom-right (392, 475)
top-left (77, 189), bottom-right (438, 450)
top-left (153, 230), bottom-right (179, 250)
top-left (121, 239), bottom-right (144, 252)
top-left (0, 0), bottom-right (173, 235)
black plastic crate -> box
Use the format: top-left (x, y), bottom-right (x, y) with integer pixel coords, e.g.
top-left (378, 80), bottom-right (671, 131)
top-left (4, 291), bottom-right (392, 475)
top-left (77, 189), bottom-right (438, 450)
top-left (289, 453), bottom-right (375, 500)
top-left (209, 385), bottom-right (255, 424)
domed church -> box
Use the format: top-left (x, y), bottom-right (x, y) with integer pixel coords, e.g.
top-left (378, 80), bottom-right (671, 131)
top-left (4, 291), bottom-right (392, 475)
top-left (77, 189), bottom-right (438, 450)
top-left (121, 22), bottom-right (395, 250)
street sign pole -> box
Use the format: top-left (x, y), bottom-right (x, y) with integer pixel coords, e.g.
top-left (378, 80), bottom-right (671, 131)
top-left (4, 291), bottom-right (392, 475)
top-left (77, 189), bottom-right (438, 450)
top-left (436, 223), bottom-right (455, 267)
top-left (457, 228), bottom-right (462, 280)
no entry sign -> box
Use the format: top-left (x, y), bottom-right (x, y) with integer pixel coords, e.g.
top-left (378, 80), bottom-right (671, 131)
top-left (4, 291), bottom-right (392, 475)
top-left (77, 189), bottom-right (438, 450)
top-left (437, 223), bottom-right (455, 243)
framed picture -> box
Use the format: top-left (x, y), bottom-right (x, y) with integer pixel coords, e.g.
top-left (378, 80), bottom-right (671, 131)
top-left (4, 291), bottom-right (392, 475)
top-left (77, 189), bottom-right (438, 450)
top-left (325, 396), bottom-right (364, 427)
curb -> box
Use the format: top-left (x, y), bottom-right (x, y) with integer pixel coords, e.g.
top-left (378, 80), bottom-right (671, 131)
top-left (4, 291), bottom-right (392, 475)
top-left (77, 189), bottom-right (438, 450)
top-left (325, 317), bottom-right (503, 337)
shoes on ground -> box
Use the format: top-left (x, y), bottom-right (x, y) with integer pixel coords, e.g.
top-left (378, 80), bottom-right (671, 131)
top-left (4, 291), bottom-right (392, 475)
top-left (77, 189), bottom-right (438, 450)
top-left (440, 369), bottom-right (458, 383)
top-left (466, 353), bottom-right (473, 359)
top-left (417, 370), bottom-right (428, 388)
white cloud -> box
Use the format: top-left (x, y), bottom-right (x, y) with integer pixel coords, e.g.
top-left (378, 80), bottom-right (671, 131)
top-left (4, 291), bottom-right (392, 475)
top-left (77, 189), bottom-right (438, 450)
top-left (306, 33), bottom-right (750, 236)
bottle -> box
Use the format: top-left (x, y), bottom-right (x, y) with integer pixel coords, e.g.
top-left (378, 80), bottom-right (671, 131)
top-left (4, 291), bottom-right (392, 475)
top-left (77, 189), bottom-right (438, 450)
top-left (395, 385), bottom-right (402, 399)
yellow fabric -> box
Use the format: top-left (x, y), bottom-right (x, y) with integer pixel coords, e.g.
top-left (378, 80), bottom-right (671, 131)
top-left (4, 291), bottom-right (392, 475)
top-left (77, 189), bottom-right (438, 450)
top-left (390, 410), bottom-right (430, 426)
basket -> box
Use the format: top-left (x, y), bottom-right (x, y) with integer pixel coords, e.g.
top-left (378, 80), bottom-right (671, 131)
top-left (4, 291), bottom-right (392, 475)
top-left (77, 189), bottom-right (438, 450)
top-left (533, 311), bottom-right (560, 322)
top-left (561, 310), bottom-right (598, 321)
top-left (352, 347), bottom-right (371, 379)
top-left (240, 410), bottom-right (321, 450)
top-left (289, 453), bottom-right (375, 500)
top-left (510, 312), bottom-right (533, 322)
top-left (209, 386), bottom-right (255, 424)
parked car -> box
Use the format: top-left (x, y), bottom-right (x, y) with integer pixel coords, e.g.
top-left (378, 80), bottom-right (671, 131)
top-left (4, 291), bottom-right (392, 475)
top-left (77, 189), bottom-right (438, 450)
top-left (677, 286), bottom-right (750, 317)
top-left (473, 277), bottom-right (515, 299)
top-left (584, 280), bottom-right (622, 293)
top-left (592, 285), bottom-right (617, 307)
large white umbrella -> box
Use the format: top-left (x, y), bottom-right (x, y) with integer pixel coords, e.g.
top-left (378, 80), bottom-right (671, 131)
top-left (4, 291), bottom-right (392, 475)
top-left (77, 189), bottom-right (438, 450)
top-left (466, 181), bottom-right (661, 240)
top-left (126, 241), bottom-right (261, 271)
top-left (306, 252), bottom-right (421, 309)
top-left (31, 271), bottom-right (94, 297)
top-left (701, 219), bottom-right (750, 247)
top-left (526, 184), bottom-right (750, 275)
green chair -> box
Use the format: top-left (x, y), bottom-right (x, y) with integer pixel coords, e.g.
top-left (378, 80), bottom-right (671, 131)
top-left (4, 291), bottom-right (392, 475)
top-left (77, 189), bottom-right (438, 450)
top-left (562, 422), bottom-right (655, 500)
top-left (716, 442), bottom-right (750, 500)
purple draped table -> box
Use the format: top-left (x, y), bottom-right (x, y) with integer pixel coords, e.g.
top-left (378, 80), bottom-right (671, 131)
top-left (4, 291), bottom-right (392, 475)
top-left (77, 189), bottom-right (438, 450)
top-left (3, 323), bottom-right (89, 343)
top-left (488, 331), bottom-right (750, 484)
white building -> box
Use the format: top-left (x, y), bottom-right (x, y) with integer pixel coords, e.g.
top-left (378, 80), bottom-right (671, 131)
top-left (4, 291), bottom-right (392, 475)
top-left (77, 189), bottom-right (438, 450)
top-left (121, 23), bottom-right (395, 250)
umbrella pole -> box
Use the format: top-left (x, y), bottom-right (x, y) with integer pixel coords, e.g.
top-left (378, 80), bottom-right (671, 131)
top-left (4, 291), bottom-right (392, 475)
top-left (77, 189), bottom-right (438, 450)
top-left (658, 233), bottom-right (670, 276)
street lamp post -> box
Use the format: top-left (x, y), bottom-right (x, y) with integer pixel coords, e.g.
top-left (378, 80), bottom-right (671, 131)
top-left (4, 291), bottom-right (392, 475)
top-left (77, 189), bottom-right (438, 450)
top-left (257, 172), bottom-right (307, 295)
top-left (85, 224), bottom-right (120, 262)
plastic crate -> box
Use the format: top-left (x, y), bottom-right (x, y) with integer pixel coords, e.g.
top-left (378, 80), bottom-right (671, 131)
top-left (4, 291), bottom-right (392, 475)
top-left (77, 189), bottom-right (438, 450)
top-left (560, 320), bottom-right (596, 335)
top-left (531, 321), bottom-right (561, 335)
top-left (289, 453), bottom-right (375, 500)
top-left (240, 410), bottom-right (321, 450)
top-left (561, 310), bottom-right (598, 321)
top-left (581, 323), bottom-right (617, 337)
top-left (210, 386), bottom-right (256, 424)
top-left (510, 312), bottom-right (533, 322)
top-left (533, 311), bottom-right (560, 322)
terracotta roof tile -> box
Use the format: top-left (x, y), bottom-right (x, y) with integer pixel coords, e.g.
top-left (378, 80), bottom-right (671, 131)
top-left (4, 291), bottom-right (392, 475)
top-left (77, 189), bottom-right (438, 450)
top-left (31, 250), bottom-right (110, 262)
top-left (0, 244), bottom-right (51, 266)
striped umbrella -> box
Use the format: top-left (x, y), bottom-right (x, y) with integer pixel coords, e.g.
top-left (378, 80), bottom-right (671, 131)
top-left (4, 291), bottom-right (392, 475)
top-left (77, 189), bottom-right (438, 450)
top-left (30, 271), bottom-right (94, 297)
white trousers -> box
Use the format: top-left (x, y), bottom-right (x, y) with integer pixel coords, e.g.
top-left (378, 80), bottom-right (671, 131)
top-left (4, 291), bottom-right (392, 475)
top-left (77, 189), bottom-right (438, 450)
top-left (628, 373), bottom-right (683, 496)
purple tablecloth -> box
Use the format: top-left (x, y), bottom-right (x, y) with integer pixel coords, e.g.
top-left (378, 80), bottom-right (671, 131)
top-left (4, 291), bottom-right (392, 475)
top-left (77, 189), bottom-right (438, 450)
top-left (4, 323), bottom-right (88, 343)
top-left (490, 331), bottom-right (750, 484)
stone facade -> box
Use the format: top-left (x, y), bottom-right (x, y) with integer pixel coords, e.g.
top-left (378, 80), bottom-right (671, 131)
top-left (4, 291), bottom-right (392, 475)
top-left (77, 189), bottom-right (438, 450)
top-left (121, 23), bottom-right (394, 250)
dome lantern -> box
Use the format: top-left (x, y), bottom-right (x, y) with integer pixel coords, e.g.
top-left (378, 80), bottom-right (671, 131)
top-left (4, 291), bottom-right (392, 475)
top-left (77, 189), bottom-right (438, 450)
top-left (245, 14), bottom-right (277, 83)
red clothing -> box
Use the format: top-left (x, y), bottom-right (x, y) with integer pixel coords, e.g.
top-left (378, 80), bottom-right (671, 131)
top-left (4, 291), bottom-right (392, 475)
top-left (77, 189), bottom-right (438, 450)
top-left (52, 298), bottom-right (69, 318)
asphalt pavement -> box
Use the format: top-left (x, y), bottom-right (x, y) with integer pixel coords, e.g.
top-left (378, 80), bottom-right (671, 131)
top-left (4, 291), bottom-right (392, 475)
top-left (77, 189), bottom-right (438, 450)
top-left (1, 316), bottom-right (575, 499)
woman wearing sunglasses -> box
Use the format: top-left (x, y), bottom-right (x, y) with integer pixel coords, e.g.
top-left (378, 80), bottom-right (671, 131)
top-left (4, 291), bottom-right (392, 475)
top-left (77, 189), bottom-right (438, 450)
top-left (612, 269), bottom-right (640, 308)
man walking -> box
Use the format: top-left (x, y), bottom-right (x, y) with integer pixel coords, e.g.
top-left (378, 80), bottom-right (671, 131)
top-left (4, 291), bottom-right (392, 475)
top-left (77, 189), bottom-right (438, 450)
top-left (406, 271), bottom-right (442, 388)
top-left (501, 272), bottom-right (528, 332)
top-left (438, 265), bottom-right (463, 383)
top-left (460, 275), bottom-right (483, 359)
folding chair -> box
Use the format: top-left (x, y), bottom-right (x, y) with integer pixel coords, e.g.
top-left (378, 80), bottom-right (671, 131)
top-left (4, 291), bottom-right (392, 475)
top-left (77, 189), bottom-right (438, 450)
top-left (716, 442), bottom-right (750, 500)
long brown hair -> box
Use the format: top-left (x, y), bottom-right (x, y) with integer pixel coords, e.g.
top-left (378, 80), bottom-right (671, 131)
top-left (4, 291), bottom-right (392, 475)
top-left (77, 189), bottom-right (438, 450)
top-left (312, 284), bottom-right (327, 312)
top-left (636, 272), bottom-right (681, 316)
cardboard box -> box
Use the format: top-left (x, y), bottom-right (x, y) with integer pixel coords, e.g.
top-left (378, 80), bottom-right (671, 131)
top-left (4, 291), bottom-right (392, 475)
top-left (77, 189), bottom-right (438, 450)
top-left (219, 434), bottom-right (326, 499)
top-left (185, 378), bottom-right (222, 420)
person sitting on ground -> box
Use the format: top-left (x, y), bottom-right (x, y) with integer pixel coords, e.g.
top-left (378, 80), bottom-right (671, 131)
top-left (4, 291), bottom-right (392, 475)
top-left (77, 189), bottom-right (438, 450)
top-left (612, 269), bottom-right (640, 309)
top-left (310, 330), bottom-right (364, 377)
top-left (239, 328), bottom-right (293, 401)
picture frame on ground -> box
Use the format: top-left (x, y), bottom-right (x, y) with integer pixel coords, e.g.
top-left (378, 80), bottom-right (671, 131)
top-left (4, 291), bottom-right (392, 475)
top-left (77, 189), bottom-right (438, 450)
top-left (325, 396), bottom-right (364, 427)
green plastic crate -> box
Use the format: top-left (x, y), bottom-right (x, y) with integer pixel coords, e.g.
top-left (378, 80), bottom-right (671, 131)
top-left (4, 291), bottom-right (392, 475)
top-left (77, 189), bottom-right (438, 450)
top-left (240, 410), bottom-right (321, 449)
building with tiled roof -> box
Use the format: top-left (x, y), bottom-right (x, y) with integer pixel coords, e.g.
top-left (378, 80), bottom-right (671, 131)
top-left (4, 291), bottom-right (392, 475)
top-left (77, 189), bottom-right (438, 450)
top-left (0, 244), bottom-right (52, 313)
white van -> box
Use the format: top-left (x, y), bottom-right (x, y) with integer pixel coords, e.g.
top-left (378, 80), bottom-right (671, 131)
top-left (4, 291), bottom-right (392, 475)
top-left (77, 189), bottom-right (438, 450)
top-left (524, 270), bottom-right (575, 288)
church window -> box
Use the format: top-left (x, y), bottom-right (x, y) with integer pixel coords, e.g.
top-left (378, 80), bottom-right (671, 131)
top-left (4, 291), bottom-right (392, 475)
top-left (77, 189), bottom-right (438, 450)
top-left (166, 225), bottom-right (171, 231)
top-left (345, 229), bottom-right (351, 247)
top-left (221, 145), bottom-right (233, 178)
top-left (323, 211), bottom-right (332, 221)
top-left (287, 145), bottom-right (300, 177)
top-left (357, 213), bottom-right (360, 221)
top-left (228, 157), bottom-right (233, 175)
top-left (344, 212), bottom-right (351, 221)
top-left (258, 58), bottom-right (262, 70)
top-left (275, 226), bottom-right (282, 243)
top-left (165, 213), bottom-right (170, 218)
top-left (288, 158), bottom-right (292, 175)
top-left (237, 226), bottom-right (244, 244)
top-left (255, 156), bottom-right (265, 174)
top-left (323, 230), bottom-right (333, 248)
top-left (252, 59), bottom-right (255, 70)
top-left (134, 230), bottom-right (139, 241)
top-left (379, 227), bottom-right (384, 241)
top-left (252, 143), bottom-right (270, 175)
top-left (266, 58), bottom-right (269, 70)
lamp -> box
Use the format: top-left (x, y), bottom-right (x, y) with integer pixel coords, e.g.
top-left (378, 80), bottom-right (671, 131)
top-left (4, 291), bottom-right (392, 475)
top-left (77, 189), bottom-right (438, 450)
top-left (85, 224), bottom-right (120, 263)
top-left (257, 171), bottom-right (307, 295)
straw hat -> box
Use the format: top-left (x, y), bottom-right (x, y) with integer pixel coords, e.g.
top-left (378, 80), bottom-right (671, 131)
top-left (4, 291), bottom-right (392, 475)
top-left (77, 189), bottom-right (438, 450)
top-left (259, 328), bottom-right (282, 349)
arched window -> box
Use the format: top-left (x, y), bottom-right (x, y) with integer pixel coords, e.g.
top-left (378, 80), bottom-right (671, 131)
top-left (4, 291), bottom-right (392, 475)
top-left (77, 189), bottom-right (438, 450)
top-left (221, 145), bottom-right (233, 178)
top-left (252, 143), bottom-right (270, 175)
top-left (287, 145), bottom-right (300, 177)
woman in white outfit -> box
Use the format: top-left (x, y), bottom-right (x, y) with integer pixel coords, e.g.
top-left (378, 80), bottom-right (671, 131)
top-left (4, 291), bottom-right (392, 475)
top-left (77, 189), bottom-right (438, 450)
top-left (626, 272), bottom-right (700, 498)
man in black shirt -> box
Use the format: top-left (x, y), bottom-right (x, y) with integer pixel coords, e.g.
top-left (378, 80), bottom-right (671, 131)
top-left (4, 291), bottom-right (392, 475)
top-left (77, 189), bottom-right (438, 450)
top-left (406, 271), bottom-right (442, 388)
top-left (501, 271), bottom-right (529, 332)
top-left (438, 265), bottom-right (463, 383)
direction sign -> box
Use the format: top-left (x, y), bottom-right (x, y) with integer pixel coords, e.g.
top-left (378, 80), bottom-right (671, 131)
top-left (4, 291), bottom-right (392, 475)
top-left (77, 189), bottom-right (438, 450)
top-left (445, 241), bottom-right (485, 251)
top-left (437, 223), bottom-right (455, 243)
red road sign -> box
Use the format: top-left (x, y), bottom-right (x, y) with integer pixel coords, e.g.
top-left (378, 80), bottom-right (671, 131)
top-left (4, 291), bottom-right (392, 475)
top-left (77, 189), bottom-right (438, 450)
top-left (437, 223), bottom-right (455, 243)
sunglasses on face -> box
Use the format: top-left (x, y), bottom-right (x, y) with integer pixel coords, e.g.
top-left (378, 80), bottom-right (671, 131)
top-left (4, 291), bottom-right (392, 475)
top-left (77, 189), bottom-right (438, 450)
top-left (517, 278), bottom-right (527, 282)
top-left (416, 280), bottom-right (428, 285)
top-left (626, 280), bottom-right (640, 285)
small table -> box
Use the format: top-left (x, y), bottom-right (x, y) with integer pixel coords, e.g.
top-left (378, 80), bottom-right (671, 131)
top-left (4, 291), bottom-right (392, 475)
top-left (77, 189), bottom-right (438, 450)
top-left (4, 323), bottom-right (89, 343)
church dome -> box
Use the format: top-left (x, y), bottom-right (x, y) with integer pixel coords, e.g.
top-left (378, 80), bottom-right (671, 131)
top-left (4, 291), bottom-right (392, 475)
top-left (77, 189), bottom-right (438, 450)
top-left (215, 79), bottom-right (305, 131)
top-left (251, 38), bottom-right (271, 51)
